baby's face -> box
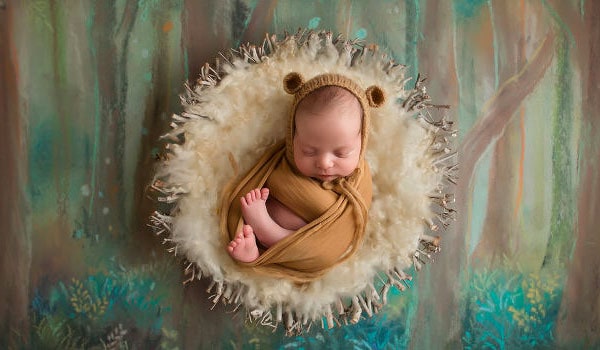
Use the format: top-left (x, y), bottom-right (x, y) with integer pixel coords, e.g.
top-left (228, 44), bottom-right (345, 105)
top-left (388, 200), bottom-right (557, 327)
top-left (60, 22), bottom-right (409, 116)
top-left (293, 101), bottom-right (362, 182)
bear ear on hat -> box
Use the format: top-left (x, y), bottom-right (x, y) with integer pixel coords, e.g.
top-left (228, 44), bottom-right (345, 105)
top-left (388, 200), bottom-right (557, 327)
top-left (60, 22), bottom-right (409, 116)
top-left (365, 85), bottom-right (386, 108)
top-left (283, 72), bottom-right (304, 94)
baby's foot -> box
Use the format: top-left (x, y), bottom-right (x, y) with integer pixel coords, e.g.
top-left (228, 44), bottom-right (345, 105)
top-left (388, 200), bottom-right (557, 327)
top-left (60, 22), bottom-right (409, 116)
top-left (227, 225), bottom-right (259, 262)
top-left (240, 188), bottom-right (271, 232)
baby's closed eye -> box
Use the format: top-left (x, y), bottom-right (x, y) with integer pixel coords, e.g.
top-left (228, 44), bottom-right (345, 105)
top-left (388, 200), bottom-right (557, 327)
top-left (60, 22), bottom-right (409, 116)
top-left (334, 148), bottom-right (355, 158)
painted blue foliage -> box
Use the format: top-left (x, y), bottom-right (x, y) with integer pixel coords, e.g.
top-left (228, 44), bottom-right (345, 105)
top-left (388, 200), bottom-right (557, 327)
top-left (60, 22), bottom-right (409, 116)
top-left (462, 269), bottom-right (563, 350)
top-left (30, 269), bottom-right (169, 348)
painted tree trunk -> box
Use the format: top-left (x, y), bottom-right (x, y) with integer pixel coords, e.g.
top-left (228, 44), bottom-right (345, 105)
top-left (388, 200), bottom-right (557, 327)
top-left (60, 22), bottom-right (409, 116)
top-left (0, 1), bottom-right (30, 346)
top-left (412, 1), bottom-right (462, 348)
top-left (556, 0), bottom-right (600, 344)
top-left (471, 0), bottom-right (528, 267)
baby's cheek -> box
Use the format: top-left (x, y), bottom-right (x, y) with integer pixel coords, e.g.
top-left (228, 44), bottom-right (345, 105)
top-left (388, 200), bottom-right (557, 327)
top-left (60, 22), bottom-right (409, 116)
top-left (295, 158), bottom-right (312, 176)
top-left (343, 157), bottom-right (360, 175)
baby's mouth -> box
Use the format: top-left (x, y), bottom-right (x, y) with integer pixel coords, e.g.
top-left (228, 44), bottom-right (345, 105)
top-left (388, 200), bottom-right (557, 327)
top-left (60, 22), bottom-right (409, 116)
top-left (317, 174), bottom-right (336, 181)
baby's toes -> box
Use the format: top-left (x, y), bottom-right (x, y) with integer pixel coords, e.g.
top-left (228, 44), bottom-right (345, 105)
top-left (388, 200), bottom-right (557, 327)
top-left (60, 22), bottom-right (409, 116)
top-left (242, 225), bottom-right (253, 237)
top-left (260, 188), bottom-right (269, 200)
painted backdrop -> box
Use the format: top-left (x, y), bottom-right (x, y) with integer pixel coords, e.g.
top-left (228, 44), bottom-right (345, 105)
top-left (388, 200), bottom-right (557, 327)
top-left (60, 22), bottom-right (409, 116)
top-left (2, 0), bottom-right (599, 349)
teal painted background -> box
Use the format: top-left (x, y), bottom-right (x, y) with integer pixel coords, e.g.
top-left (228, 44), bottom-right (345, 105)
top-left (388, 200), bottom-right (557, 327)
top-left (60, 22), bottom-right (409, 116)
top-left (1, 0), bottom-right (599, 348)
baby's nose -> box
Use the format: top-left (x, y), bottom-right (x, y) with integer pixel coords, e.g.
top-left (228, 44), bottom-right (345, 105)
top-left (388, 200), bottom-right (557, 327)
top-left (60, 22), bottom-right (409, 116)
top-left (317, 155), bottom-right (333, 169)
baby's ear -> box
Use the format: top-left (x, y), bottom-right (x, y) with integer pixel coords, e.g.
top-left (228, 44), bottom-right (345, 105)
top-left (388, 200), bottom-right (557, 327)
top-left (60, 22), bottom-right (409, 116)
top-left (283, 72), bottom-right (304, 94)
top-left (365, 85), bottom-right (386, 108)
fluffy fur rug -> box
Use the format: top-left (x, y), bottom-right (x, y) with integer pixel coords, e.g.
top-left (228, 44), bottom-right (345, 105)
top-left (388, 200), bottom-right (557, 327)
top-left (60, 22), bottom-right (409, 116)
top-left (150, 31), bottom-right (455, 334)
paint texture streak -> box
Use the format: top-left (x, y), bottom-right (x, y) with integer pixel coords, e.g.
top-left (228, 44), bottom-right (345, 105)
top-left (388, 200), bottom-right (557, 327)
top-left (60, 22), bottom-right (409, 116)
top-left (405, 0), bottom-right (419, 79)
top-left (515, 108), bottom-right (525, 216)
top-left (240, 0), bottom-right (277, 46)
top-left (488, 1), bottom-right (499, 89)
top-left (86, 3), bottom-right (100, 214)
top-left (50, 1), bottom-right (71, 222)
top-left (113, 0), bottom-right (140, 230)
top-left (231, 0), bottom-right (251, 47)
top-left (514, 0), bottom-right (527, 217)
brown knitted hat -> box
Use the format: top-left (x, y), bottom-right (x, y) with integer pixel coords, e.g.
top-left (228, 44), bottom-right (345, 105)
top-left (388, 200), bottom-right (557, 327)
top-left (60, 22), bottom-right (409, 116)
top-left (282, 72), bottom-right (386, 174)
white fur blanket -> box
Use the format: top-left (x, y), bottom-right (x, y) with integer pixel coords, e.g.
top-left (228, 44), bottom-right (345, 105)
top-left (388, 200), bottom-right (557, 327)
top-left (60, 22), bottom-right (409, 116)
top-left (150, 31), bottom-right (454, 334)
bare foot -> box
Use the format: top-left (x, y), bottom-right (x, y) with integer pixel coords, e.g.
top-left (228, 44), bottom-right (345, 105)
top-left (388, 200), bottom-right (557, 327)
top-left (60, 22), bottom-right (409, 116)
top-left (240, 188), bottom-right (295, 247)
top-left (227, 225), bottom-right (259, 262)
top-left (240, 188), bottom-right (271, 235)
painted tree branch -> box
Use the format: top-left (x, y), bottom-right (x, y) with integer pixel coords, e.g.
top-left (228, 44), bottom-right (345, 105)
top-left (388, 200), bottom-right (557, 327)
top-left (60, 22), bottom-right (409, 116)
top-left (459, 31), bottom-right (556, 185)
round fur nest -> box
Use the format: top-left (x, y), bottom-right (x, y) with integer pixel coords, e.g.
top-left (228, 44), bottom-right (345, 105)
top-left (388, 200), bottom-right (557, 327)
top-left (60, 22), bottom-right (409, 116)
top-left (150, 30), bottom-right (455, 335)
